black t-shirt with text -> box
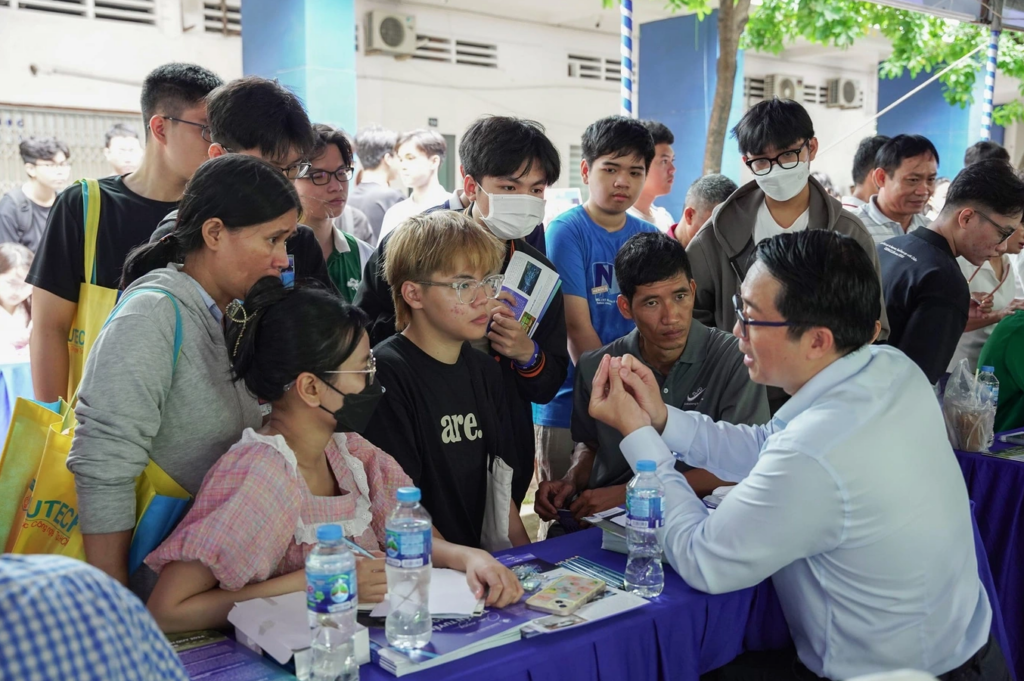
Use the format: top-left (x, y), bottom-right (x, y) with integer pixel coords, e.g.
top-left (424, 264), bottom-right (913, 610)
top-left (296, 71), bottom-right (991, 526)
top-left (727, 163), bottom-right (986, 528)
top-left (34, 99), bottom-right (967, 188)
top-left (26, 176), bottom-right (178, 301)
top-left (362, 334), bottom-right (513, 548)
top-left (878, 227), bottom-right (970, 384)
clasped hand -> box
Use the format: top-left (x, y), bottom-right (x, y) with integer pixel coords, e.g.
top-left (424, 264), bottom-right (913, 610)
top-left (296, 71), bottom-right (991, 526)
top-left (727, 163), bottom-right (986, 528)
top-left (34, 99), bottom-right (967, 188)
top-left (588, 354), bottom-right (668, 436)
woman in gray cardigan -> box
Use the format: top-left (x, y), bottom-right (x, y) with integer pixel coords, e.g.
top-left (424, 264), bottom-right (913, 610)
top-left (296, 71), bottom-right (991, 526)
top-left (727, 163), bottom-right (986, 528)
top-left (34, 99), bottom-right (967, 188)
top-left (68, 154), bottom-right (303, 598)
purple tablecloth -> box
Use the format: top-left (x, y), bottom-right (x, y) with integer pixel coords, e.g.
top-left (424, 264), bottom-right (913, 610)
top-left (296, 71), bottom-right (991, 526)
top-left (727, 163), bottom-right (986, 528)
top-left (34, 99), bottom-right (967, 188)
top-left (957, 440), bottom-right (1024, 681)
top-left (361, 528), bottom-right (783, 681)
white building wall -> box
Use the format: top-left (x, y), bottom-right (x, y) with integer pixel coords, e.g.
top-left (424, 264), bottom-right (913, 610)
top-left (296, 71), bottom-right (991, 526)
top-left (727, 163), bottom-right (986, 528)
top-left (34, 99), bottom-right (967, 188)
top-left (0, 0), bottom-right (884, 193)
top-left (355, 0), bottom-right (621, 187)
top-left (0, 1), bottom-right (243, 113)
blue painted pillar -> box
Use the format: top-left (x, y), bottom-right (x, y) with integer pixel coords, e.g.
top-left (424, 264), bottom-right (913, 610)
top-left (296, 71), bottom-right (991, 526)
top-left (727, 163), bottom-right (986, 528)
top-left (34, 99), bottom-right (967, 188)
top-left (241, 0), bottom-right (357, 133)
top-left (637, 12), bottom-right (744, 220)
top-left (877, 67), bottom-right (988, 180)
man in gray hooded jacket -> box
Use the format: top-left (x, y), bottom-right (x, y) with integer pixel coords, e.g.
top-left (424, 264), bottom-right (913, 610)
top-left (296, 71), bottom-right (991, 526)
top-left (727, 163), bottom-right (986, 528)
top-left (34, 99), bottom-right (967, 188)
top-left (687, 99), bottom-right (889, 351)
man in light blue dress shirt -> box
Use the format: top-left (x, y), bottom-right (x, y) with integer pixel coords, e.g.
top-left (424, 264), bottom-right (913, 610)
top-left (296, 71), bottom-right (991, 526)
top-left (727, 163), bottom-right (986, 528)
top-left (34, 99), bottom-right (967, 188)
top-left (588, 230), bottom-right (1007, 680)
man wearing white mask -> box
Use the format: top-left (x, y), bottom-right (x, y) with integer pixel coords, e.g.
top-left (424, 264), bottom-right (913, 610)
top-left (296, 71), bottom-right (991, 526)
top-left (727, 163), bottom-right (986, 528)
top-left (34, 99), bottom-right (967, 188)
top-left (354, 115), bottom-right (568, 505)
top-left (687, 98), bottom-right (888, 355)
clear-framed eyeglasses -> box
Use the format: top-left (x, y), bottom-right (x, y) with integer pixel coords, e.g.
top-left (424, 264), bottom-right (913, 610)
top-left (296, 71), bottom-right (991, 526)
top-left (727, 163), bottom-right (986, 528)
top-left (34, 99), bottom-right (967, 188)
top-left (414, 274), bottom-right (505, 305)
top-left (322, 351), bottom-right (377, 389)
top-left (283, 351), bottom-right (377, 392)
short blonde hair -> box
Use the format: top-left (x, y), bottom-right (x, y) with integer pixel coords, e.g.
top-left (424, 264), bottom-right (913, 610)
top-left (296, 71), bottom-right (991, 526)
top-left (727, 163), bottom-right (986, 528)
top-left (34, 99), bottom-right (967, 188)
top-left (384, 211), bottom-right (505, 331)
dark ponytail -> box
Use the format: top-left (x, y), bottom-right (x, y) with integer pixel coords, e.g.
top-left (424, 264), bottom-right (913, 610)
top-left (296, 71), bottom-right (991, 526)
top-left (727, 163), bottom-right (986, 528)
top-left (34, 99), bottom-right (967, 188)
top-left (121, 154), bottom-right (302, 289)
top-left (227, 276), bottom-right (369, 402)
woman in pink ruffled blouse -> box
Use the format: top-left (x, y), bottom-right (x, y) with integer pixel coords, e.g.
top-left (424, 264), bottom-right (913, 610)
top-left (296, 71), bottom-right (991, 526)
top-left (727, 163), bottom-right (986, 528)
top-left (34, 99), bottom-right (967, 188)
top-left (146, 277), bottom-right (522, 633)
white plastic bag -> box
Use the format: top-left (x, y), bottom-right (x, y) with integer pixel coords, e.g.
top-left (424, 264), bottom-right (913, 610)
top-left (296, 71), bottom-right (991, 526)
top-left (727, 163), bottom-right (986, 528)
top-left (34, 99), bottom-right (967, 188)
top-left (942, 359), bottom-right (997, 452)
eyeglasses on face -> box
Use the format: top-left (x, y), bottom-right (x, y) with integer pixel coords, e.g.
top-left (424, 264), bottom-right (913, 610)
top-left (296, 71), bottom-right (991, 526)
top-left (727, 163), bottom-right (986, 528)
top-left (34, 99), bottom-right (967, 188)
top-left (162, 116), bottom-right (213, 143)
top-left (732, 294), bottom-right (804, 339)
top-left (322, 351), bottom-right (377, 389)
top-left (745, 141), bottom-right (808, 177)
top-left (300, 166), bottom-right (355, 186)
top-left (415, 274), bottom-right (505, 305)
top-left (973, 209), bottom-right (1017, 245)
top-left (283, 351), bottom-right (377, 393)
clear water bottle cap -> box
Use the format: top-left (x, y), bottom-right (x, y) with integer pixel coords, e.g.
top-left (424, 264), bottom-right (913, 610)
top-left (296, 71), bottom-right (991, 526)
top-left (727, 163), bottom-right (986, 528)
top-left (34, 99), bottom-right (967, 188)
top-left (316, 524), bottom-right (342, 542)
top-left (636, 460), bottom-right (656, 472)
top-left (982, 366), bottom-right (995, 374)
top-left (396, 487), bottom-right (421, 503)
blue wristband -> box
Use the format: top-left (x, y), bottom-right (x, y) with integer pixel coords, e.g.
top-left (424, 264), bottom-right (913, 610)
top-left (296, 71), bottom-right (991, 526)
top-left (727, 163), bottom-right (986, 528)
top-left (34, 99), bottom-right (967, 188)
top-left (514, 341), bottom-right (541, 371)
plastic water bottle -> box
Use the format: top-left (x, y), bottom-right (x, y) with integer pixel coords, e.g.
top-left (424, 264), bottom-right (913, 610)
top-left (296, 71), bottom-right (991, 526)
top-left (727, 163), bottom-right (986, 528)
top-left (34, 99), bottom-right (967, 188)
top-left (385, 487), bottom-right (433, 650)
top-left (979, 366), bottom-right (1000, 448)
top-left (306, 524), bottom-right (358, 681)
top-left (625, 460), bottom-right (665, 598)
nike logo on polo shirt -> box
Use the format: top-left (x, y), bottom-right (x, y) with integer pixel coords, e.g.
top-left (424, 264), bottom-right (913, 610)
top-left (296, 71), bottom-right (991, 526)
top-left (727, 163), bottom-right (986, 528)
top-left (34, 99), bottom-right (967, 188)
top-left (687, 387), bottom-right (705, 402)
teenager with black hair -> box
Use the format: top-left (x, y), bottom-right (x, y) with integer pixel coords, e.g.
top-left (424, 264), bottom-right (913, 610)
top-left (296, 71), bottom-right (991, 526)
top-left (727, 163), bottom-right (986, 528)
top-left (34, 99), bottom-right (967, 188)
top-left (536, 232), bottom-right (767, 524)
top-left (294, 123), bottom-right (374, 302)
top-left (594, 230), bottom-right (1006, 680)
top-left (533, 115), bottom-right (657, 493)
top-left (144, 277), bottom-right (521, 633)
top-left (879, 158), bottom-right (1024, 384)
top-left (379, 129), bottom-right (450, 239)
top-left (104, 123), bottom-right (143, 176)
top-left (0, 137), bottom-right (71, 252)
top-left (350, 125), bottom-right (404, 245)
top-left (28, 62), bottom-right (224, 404)
top-left (67, 154), bottom-right (299, 598)
top-left (686, 98), bottom-right (888, 389)
top-left (628, 120), bottom-right (676, 230)
top-left (853, 134), bottom-right (939, 243)
top-left (150, 76), bottom-right (336, 294)
top-left (841, 134), bottom-right (889, 210)
top-left (356, 115), bottom-right (568, 504)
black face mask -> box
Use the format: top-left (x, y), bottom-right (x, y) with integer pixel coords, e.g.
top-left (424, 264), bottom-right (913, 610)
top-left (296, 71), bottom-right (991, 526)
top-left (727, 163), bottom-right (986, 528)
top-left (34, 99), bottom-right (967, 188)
top-left (321, 377), bottom-right (385, 434)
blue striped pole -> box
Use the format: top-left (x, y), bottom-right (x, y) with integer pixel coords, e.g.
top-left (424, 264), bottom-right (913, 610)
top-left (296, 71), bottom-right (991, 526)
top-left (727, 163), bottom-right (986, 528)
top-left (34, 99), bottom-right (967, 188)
top-left (980, 27), bottom-right (999, 141)
top-left (621, 0), bottom-right (634, 117)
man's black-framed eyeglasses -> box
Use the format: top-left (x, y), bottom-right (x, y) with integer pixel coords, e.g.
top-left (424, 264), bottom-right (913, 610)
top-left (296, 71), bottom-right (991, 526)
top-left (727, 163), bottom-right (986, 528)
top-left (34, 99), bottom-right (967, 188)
top-left (300, 166), bottom-right (355, 186)
top-left (973, 209), bottom-right (1017, 245)
top-left (733, 294), bottom-right (804, 338)
top-left (162, 116), bottom-right (212, 143)
top-left (745, 141), bottom-right (808, 177)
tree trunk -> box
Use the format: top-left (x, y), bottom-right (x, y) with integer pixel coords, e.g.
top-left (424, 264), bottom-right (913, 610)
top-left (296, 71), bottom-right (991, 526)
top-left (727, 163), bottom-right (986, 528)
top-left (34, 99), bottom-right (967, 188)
top-left (703, 0), bottom-right (751, 175)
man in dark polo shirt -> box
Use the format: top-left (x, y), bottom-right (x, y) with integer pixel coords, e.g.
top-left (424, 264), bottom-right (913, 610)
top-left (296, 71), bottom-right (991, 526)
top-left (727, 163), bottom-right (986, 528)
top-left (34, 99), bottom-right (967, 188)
top-left (535, 232), bottom-right (769, 523)
top-left (879, 159), bottom-right (1024, 384)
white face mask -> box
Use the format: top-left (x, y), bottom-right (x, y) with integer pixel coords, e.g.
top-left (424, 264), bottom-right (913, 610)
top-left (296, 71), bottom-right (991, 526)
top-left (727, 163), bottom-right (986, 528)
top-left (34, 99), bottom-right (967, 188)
top-left (755, 160), bottom-right (810, 202)
top-left (478, 187), bottom-right (546, 240)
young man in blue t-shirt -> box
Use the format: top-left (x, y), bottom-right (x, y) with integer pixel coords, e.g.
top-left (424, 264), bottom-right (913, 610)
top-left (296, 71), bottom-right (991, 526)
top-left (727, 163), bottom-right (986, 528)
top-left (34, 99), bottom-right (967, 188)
top-left (534, 116), bottom-right (658, 496)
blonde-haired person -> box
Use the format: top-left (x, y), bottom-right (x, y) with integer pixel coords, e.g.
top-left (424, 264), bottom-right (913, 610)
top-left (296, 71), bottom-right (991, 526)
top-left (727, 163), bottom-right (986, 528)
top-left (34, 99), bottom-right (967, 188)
top-left (362, 211), bottom-right (531, 550)
top-left (0, 243), bottom-right (33, 363)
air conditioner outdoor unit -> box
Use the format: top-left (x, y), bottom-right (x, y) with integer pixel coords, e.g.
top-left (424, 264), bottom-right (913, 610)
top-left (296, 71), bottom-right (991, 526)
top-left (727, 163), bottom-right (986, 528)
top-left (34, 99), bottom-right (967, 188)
top-left (826, 77), bottom-right (863, 109)
top-left (763, 74), bottom-right (803, 102)
top-left (366, 11), bottom-right (417, 57)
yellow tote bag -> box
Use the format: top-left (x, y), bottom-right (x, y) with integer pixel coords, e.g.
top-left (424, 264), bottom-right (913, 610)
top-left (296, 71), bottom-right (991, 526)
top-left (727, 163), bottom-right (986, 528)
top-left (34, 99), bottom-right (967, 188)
top-left (7, 403), bottom-right (82, 558)
top-left (66, 178), bottom-right (120, 399)
top-left (9, 288), bottom-right (190, 564)
top-left (0, 398), bottom-right (69, 549)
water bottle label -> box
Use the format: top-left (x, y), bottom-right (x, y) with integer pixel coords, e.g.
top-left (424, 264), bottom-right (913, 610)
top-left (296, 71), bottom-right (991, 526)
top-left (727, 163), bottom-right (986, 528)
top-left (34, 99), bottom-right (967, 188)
top-left (385, 528), bottom-right (432, 568)
top-left (627, 496), bottom-right (664, 529)
top-left (306, 569), bottom-right (356, 614)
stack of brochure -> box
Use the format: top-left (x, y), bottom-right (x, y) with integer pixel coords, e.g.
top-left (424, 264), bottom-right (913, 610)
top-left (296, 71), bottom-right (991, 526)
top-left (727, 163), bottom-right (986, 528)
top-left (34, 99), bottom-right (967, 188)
top-left (367, 554), bottom-right (648, 677)
top-left (584, 507), bottom-right (665, 561)
top-left (500, 250), bottom-right (561, 338)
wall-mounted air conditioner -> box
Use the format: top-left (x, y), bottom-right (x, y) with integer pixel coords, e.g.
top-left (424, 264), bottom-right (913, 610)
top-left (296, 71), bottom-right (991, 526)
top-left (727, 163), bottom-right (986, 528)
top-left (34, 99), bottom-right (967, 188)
top-left (763, 74), bottom-right (803, 101)
top-left (366, 11), bottom-right (417, 57)
top-left (826, 78), bottom-right (863, 109)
